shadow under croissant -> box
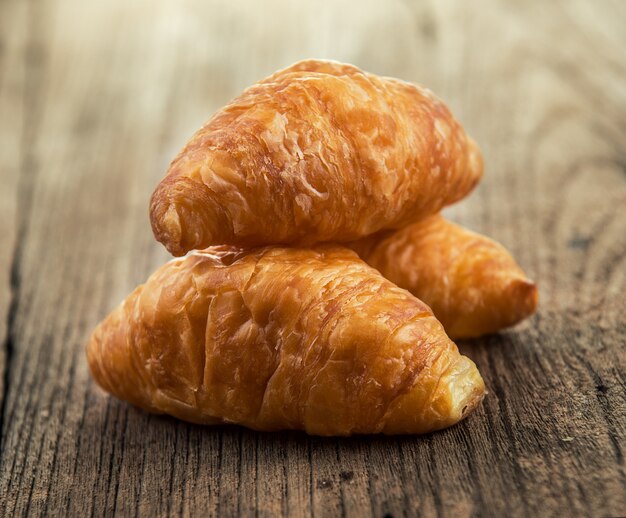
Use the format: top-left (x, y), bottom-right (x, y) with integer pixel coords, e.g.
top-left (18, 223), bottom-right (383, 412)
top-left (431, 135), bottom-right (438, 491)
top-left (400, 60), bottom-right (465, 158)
top-left (81, 394), bottom-right (481, 497)
top-left (84, 383), bottom-right (487, 447)
top-left (82, 392), bottom-right (484, 456)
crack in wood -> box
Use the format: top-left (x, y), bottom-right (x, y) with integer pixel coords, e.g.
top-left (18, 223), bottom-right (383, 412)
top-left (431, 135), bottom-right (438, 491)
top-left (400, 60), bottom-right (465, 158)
top-left (0, 246), bottom-right (20, 448)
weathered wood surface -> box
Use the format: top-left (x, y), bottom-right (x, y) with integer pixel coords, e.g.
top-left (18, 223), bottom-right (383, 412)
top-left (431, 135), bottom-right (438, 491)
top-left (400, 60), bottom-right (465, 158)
top-left (0, 0), bottom-right (624, 516)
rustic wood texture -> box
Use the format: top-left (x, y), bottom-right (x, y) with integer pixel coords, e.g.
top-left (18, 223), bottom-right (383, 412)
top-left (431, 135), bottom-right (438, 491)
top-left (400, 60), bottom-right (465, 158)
top-left (1, 0), bottom-right (625, 516)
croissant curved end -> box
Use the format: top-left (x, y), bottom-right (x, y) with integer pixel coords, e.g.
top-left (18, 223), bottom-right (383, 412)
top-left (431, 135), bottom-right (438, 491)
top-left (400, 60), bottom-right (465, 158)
top-left (382, 352), bottom-right (485, 435)
top-left (446, 274), bottom-right (539, 340)
top-left (511, 278), bottom-right (539, 319)
top-left (442, 355), bottom-right (486, 425)
top-left (150, 176), bottom-right (224, 256)
top-left (482, 276), bottom-right (539, 337)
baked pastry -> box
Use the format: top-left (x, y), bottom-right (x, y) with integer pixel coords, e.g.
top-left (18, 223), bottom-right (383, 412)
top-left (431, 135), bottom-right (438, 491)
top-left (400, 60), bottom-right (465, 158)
top-left (350, 215), bottom-right (538, 339)
top-left (86, 246), bottom-right (485, 435)
top-left (150, 59), bottom-right (483, 256)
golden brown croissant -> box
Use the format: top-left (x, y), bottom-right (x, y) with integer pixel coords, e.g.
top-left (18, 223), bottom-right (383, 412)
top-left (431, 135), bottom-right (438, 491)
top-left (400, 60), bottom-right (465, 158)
top-left (86, 246), bottom-right (485, 435)
top-left (349, 215), bottom-right (539, 339)
top-left (150, 59), bottom-right (483, 256)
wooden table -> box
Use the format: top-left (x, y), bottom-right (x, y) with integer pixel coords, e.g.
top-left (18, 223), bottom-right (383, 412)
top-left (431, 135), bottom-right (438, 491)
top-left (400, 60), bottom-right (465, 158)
top-left (1, 0), bottom-right (624, 516)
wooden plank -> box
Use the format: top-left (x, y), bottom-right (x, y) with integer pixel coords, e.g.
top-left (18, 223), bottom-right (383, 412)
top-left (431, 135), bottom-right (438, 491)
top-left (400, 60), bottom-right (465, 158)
top-left (0, 0), bottom-right (624, 516)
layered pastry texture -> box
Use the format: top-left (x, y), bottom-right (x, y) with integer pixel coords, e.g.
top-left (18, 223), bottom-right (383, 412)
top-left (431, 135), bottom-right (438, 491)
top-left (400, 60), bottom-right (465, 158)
top-left (86, 246), bottom-right (486, 435)
top-left (150, 59), bottom-right (483, 255)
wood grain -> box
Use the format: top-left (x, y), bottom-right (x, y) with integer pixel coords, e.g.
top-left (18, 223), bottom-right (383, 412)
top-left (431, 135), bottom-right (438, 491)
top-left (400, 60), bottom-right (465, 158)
top-left (0, 0), bottom-right (624, 516)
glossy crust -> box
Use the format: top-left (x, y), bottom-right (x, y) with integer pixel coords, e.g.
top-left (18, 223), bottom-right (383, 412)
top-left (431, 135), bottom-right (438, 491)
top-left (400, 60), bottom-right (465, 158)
top-left (350, 215), bottom-right (539, 339)
top-left (86, 246), bottom-right (485, 435)
top-left (150, 59), bottom-right (483, 256)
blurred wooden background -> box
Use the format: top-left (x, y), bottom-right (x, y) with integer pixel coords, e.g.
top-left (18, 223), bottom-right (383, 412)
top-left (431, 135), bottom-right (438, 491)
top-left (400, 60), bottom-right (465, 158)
top-left (1, 0), bottom-right (625, 516)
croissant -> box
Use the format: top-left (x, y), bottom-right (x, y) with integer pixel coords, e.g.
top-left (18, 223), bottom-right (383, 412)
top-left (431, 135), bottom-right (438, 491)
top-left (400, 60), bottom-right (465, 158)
top-left (150, 59), bottom-right (483, 256)
top-left (349, 215), bottom-right (538, 339)
top-left (86, 246), bottom-right (485, 435)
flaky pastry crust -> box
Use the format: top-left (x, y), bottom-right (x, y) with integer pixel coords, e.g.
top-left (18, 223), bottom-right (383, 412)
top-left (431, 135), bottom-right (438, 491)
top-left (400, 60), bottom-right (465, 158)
top-left (350, 215), bottom-right (539, 339)
top-left (150, 59), bottom-right (483, 255)
top-left (86, 246), bottom-right (485, 435)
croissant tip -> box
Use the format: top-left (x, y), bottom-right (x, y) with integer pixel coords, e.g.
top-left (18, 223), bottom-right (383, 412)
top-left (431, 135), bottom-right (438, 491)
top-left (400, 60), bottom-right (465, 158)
top-left (445, 355), bottom-right (486, 423)
top-left (150, 176), bottom-right (232, 256)
top-left (150, 185), bottom-right (185, 255)
top-left (510, 277), bottom-right (539, 316)
top-left (85, 326), bottom-right (109, 394)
